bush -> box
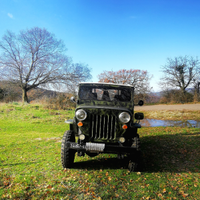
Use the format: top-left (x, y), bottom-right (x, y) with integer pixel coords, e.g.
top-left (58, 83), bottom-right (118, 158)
top-left (0, 81), bottom-right (21, 102)
top-left (43, 93), bottom-right (76, 110)
top-left (159, 89), bottom-right (194, 104)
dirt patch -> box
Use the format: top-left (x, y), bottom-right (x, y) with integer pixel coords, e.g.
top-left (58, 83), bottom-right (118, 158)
top-left (135, 104), bottom-right (200, 111)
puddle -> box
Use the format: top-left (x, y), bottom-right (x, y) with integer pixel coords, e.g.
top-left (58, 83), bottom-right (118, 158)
top-left (140, 119), bottom-right (200, 128)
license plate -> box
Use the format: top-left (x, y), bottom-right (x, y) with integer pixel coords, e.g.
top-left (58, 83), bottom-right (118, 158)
top-left (86, 143), bottom-right (105, 152)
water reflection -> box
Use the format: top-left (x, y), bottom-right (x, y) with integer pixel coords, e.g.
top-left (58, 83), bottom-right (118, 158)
top-left (140, 119), bottom-right (200, 128)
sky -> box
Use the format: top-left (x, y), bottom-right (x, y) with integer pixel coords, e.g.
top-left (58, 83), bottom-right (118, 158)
top-left (0, 0), bottom-right (200, 92)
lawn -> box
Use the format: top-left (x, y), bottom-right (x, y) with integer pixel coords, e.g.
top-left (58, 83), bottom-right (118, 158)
top-left (0, 103), bottom-right (200, 199)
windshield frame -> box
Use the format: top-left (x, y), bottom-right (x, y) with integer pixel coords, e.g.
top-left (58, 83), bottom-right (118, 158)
top-left (78, 85), bottom-right (133, 102)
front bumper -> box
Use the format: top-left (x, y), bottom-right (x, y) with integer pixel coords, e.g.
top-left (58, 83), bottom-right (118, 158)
top-left (67, 142), bottom-right (137, 154)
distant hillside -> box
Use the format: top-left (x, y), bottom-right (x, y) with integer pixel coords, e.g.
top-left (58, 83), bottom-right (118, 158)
top-left (0, 80), bottom-right (65, 102)
top-left (28, 87), bottom-right (58, 101)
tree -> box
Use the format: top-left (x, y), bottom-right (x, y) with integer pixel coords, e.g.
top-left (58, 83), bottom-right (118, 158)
top-left (0, 27), bottom-right (91, 103)
top-left (160, 56), bottom-right (200, 97)
top-left (97, 69), bottom-right (152, 100)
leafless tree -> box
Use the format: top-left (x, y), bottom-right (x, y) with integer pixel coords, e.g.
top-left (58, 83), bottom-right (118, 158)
top-left (160, 56), bottom-right (200, 96)
top-left (0, 27), bottom-right (91, 103)
top-left (97, 69), bottom-right (153, 94)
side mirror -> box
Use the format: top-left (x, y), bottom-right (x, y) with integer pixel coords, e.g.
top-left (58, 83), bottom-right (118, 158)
top-left (138, 100), bottom-right (144, 106)
top-left (70, 96), bottom-right (76, 103)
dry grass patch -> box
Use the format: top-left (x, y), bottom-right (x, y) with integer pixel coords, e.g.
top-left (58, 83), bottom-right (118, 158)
top-left (143, 110), bottom-right (200, 121)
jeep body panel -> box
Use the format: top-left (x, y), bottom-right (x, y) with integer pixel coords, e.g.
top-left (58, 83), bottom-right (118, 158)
top-left (75, 106), bottom-right (132, 142)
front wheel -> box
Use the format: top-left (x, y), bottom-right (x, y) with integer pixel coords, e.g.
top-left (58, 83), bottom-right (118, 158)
top-left (128, 160), bottom-right (138, 172)
top-left (128, 135), bottom-right (141, 172)
top-left (61, 130), bottom-right (76, 169)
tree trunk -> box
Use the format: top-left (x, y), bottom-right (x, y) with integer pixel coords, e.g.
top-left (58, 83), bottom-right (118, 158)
top-left (181, 87), bottom-right (186, 95)
top-left (22, 88), bottom-right (29, 103)
top-left (179, 87), bottom-right (186, 103)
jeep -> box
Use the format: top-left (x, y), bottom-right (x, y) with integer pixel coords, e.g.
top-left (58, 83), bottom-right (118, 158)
top-left (61, 82), bottom-right (144, 171)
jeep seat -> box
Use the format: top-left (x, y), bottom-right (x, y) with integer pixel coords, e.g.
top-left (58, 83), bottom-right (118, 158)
top-left (102, 91), bottom-right (110, 101)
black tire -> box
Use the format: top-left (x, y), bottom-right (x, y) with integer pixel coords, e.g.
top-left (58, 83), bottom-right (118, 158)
top-left (61, 130), bottom-right (76, 169)
top-left (128, 135), bottom-right (141, 172)
top-left (128, 160), bottom-right (138, 172)
top-left (132, 134), bottom-right (141, 151)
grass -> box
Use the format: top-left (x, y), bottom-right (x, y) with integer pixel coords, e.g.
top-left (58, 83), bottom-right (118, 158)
top-left (141, 110), bottom-right (200, 121)
top-left (0, 103), bottom-right (200, 199)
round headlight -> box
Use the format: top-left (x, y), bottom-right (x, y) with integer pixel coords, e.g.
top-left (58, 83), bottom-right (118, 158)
top-left (75, 109), bottom-right (87, 121)
top-left (119, 112), bottom-right (131, 123)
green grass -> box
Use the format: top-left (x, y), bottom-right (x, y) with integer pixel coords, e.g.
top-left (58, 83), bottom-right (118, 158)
top-left (0, 103), bottom-right (200, 199)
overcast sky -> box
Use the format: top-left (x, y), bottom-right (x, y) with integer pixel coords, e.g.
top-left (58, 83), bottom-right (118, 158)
top-left (1, 0), bottom-right (200, 91)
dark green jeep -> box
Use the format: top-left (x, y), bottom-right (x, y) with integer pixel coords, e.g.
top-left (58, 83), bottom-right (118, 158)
top-left (61, 82), bottom-right (144, 171)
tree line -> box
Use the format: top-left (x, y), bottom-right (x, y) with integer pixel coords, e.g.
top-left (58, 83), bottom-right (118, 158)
top-left (0, 27), bottom-right (199, 104)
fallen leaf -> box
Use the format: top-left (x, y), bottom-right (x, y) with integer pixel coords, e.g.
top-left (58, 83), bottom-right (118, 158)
top-left (182, 193), bottom-right (189, 197)
top-left (163, 188), bottom-right (167, 193)
top-left (158, 193), bottom-right (162, 197)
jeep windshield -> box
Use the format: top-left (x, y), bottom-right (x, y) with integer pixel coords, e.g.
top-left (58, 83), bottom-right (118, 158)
top-left (79, 86), bottom-right (131, 102)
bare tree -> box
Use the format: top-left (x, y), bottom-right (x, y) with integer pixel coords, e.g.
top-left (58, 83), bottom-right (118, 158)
top-left (160, 56), bottom-right (200, 96)
top-left (97, 69), bottom-right (152, 95)
top-left (0, 27), bottom-right (91, 103)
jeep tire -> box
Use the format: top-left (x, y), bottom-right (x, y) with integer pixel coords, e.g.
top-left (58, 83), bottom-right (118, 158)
top-left (128, 135), bottom-right (141, 172)
top-left (61, 130), bottom-right (76, 168)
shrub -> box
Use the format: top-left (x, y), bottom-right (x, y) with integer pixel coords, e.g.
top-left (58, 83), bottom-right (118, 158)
top-left (159, 89), bottom-right (194, 104)
top-left (44, 93), bottom-right (76, 110)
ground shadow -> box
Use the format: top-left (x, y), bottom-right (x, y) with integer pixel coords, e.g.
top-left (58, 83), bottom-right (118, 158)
top-left (73, 156), bottom-right (130, 170)
top-left (140, 131), bottom-right (200, 173)
top-left (72, 131), bottom-right (200, 173)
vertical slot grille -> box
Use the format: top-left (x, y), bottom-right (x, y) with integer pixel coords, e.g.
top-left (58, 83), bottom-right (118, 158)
top-left (90, 114), bottom-right (116, 140)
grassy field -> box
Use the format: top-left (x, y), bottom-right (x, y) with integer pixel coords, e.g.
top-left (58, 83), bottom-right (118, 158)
top-left (141, 110), bottom-right (200, 121)
top-left (0, 103), bottom-right (200, 199)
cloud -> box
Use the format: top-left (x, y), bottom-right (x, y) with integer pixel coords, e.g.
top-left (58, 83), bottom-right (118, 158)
top-left (7, 13), bottom-right (14, 19)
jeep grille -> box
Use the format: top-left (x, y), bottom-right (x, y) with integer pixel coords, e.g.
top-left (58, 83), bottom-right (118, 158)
top-left (90, 114), bottom-right (116, 140)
